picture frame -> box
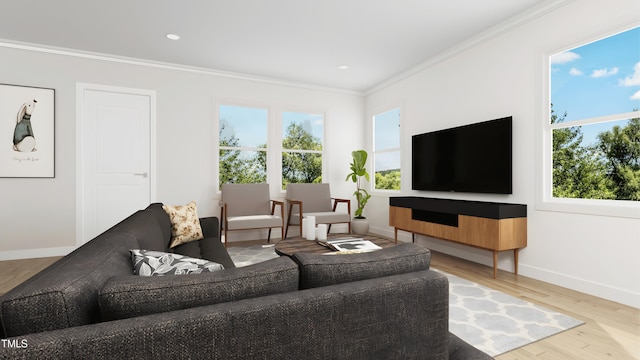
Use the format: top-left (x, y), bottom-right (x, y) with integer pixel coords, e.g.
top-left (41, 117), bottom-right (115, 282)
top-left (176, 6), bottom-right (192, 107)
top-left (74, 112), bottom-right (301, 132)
top-left (0, 83), bottom-right (55, 178)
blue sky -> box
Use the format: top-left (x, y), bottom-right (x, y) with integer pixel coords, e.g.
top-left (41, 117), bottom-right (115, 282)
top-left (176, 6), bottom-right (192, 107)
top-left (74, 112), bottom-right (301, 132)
top-left (219, 105), bottom-right (323, 148)
top-left (550, 26), bottom-right (639, 145)
top-left (219, 105), bottom-right (267, 147)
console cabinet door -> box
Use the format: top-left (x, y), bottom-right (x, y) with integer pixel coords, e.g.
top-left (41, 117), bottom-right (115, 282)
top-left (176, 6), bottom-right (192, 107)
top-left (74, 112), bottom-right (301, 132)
top-left (458, 215), bottom-right (527, 250)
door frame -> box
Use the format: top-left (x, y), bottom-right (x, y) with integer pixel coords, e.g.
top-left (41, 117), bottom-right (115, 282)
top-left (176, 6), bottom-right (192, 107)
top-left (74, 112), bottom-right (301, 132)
top-left (75, 83), bottom-right (157, 246)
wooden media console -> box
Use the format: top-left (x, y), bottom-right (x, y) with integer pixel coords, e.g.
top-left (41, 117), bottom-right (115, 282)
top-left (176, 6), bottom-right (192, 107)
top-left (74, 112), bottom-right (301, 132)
top-left (389, 197), bottom-right (527, 278)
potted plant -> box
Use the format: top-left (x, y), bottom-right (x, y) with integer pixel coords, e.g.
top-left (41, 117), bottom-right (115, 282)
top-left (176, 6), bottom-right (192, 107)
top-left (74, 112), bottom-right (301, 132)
top-left (346, 150), bottom-right (372, 234)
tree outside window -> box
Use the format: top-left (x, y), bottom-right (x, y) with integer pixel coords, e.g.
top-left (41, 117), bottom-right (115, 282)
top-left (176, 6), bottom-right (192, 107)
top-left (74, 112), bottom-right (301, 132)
top-left (373, 108), bottom-right (401, 190)
top-left (549, 26), bottom-right (639, 201)
top-left (218, 105), bottom-right (267, 187)
top-left (281, 112), bottom-right (323, 189)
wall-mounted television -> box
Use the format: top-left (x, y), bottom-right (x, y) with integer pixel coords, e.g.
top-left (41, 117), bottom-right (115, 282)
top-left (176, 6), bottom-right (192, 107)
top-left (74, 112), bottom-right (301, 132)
top-left (412, 116), bottom-right (512, 194)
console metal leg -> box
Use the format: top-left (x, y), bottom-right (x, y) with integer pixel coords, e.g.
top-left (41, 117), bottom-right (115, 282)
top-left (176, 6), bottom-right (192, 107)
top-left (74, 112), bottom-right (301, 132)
top-left (492, 251), bottom-right (498, 279)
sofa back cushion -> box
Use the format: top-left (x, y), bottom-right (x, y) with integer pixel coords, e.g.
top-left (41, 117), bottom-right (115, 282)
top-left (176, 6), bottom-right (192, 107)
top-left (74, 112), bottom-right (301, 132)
top-left (0, 233), bottom-right (137, 337)
top-left (98, 256), bottom-right (299, 321)
top-left (144, 203), bottom-right (172, 245)
top-left (293, 243), bottom-right (431, 289)
top-left (110, 209), bottom-right (167, 251)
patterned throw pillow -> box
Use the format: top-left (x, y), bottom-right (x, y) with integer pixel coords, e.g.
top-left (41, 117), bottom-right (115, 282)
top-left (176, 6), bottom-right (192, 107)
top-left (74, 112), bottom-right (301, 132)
top-left (162, 201), bottom-right (204, 248)
top-left (130, 249), bottom-right (224, 276)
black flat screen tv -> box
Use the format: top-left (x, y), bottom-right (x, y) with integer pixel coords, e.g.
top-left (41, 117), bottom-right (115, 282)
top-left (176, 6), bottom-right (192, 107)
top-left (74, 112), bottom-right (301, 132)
top-left (412, 116), bottom-right (512, 194)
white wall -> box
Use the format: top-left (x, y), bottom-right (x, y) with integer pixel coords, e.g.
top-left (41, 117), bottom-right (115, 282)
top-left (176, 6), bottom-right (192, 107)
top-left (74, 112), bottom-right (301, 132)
top-left (365, 0), bottom-right (640, 308)
top-left (0, 45), bottom-right (364, 257)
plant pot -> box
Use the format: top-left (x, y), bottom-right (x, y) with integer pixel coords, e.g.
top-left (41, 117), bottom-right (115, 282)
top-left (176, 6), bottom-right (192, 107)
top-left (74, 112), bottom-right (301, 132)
top-left (351, 217), bottom-right (370, 235)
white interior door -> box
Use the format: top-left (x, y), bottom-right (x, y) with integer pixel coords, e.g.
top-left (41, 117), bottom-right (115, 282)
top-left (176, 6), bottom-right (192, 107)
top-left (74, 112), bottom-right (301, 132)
top-left (78, 84), bottom-right (155, 243)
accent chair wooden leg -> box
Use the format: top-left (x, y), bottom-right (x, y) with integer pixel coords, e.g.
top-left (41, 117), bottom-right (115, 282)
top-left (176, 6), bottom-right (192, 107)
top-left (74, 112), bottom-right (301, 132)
top-left (285, 203), bottom-right (293, 239)
top-left (268, 228), bottom-right (272, 243)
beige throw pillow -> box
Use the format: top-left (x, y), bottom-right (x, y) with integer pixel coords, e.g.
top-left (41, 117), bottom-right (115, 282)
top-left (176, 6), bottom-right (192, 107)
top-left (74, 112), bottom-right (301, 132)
top-left (162, 201), bottom-right (204, 248)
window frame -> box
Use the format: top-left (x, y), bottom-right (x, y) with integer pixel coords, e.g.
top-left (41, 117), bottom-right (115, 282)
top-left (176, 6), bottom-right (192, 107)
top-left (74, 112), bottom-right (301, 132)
top-left (537, 25), bottom-right (640, 219)
top-left (215, 100), bottom-right (326, 193)
top-left (371, 106), bottom-right (402, 193)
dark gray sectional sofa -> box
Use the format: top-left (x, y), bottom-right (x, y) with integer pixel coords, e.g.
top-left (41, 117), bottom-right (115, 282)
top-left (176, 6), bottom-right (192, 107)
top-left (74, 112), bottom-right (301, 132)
top-left (0, 203), bottom-right (492, 359)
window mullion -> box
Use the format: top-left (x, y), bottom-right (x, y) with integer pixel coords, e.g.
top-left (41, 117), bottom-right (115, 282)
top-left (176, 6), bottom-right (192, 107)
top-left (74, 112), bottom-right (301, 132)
top-left (548, 111), bottom-right (639, 130)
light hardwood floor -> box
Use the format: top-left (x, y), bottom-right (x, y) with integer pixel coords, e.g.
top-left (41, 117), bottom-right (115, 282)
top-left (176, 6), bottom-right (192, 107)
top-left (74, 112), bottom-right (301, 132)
top-left (1, 245), bottom-right (638, 359)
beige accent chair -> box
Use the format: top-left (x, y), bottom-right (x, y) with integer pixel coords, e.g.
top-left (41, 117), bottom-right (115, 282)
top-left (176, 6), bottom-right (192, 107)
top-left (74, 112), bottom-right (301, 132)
top-left (285, 183), bottom-right (351, 238)
top-left (220, 183), bottom-right (284, 248)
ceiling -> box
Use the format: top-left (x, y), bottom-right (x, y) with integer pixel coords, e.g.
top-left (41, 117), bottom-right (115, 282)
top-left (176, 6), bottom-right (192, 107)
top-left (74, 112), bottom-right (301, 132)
top-left (0, 0), bottom-right (549, 92)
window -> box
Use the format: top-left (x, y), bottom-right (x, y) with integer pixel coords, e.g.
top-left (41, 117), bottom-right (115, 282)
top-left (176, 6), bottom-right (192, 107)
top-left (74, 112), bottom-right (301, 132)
top-left (542, 25), bottom-right (640, 217)
top-left (217, 105), bottom-right (324, 190)
top-left (218, 104), bottom-right (268, 187)
top-left (281, 111), bottom-right (324, 189)
top-left (373, 108), bottom-right (401, 190)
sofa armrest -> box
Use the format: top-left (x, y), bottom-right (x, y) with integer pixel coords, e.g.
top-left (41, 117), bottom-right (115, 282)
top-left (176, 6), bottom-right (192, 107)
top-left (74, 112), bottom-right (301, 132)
top-left (199, 216), bottom-right (219, 239)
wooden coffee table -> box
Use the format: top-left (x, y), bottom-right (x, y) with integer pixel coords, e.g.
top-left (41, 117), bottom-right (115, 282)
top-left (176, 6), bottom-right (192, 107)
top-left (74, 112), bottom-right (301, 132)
top-left (275, 233), bottom-right (396, 256)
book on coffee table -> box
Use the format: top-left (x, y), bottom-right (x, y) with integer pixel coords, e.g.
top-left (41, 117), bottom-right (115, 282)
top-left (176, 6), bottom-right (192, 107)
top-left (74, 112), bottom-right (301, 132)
top-left (317, 237), bottom-right (382, 252)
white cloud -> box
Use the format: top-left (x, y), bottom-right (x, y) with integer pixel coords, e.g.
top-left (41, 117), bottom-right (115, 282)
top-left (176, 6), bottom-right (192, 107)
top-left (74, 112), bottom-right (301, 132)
top-left (619, 61), bottom-right (640, 87)
top-left (631, 90), bottom-right (640, 100)
top-left (550, 51), bottom-right (581, 64)
top-left (569, 68), bottom-right (583, 76)
top-left (591, 67), bottom-right (619, 78)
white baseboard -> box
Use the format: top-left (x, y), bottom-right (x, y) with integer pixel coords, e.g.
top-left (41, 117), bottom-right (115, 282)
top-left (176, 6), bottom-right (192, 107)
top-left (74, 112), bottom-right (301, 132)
top-left (370, 225), bottom-right (639, 309)
top-left (0, 246), bottom-right (76, 261)
top-left (519, 264), bottom-right (640, 309)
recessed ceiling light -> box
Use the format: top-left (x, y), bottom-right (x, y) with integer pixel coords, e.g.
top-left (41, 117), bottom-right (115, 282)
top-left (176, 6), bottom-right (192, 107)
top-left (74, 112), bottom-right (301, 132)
top-left (338, 65), bottom-right (349, 70)
top-left (166, 33), bottom-right (180, 40)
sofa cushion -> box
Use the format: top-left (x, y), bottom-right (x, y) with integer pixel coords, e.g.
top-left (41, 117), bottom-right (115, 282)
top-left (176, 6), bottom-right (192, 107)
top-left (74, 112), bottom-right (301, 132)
top-left (293, 242), bottom-right (431, 289)
top-left (162, 201), bottom-right (204, 248)
top-left (98, 256), bottom-right (299, 321)
top-left (130, 250), bottom-right (224, 276)
top-left (0, 232), bottom-right (137, 337)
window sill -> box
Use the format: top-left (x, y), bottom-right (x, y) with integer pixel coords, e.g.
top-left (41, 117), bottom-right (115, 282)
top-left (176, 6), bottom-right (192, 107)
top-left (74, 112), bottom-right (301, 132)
top-left (536, 197), bottom-right (640, 219)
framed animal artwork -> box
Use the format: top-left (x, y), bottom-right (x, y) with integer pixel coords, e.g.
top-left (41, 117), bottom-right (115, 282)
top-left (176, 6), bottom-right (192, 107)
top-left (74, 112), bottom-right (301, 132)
top-left (0, 83), bottom-right (55, 178)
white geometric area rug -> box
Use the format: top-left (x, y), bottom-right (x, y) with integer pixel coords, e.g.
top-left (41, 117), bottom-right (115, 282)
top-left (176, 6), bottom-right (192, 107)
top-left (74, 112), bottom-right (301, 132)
top-left (438, 270), bottom-right (584, 356)
top-left (228, 245), bottom-right (584, 356)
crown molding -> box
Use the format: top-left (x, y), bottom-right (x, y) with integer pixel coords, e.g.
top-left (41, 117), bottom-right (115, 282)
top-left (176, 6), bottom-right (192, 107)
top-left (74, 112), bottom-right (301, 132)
top-left (365, 0), bottom-right (575, 95)
top-left (0, 39), bottom-right (365, 97)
